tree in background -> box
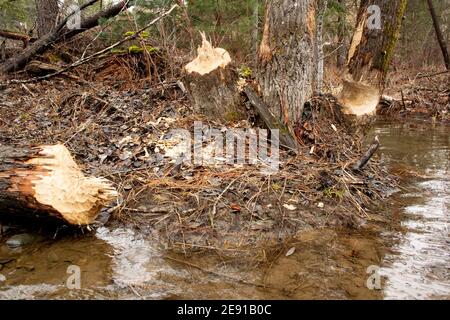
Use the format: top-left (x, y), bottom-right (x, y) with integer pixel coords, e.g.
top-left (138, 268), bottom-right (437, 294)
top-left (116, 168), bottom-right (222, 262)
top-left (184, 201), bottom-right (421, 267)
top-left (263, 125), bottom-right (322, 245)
top-left (35, 0), bottom-right (60, 37)
top-left (426, 0), bottom-right (450, 70)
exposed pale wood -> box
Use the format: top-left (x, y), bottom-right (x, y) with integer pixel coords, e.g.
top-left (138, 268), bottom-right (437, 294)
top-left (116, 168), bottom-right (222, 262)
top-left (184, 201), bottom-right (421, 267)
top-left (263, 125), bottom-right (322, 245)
top-left (338, 80), bottom-right (380, 116)
top-left (184, 33), bottom-right (243, 121)
top-left (340, 0), bottom-right (407, 117)
top-left (0, 144), bottom-right (117, 225)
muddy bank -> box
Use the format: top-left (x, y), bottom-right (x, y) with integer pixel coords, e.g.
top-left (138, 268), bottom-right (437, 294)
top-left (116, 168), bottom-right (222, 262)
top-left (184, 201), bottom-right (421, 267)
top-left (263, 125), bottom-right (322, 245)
top-left (1, 118), bottom-right (448, 300)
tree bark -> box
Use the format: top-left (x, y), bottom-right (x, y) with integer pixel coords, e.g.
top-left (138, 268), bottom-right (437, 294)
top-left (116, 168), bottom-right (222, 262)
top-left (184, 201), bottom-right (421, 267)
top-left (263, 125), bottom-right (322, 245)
top-left (0, 144), bottom-right (117, 226)
top-left (257, 0), bottom-right (316, 129)
top-left (339, 0), bottom-right (408, 116)
top-left (184, 33), bottom-right (244, 122)
top-left (316, 0), bottom-right (328, 94)
top-left (426, 0), bottom-right (450, 70)
top-left (336, 0), bottom-right (347, 68)
top-left (35, 0), bottom-right (60, 38)
top-left (347, 0), bottom-right (408, 88)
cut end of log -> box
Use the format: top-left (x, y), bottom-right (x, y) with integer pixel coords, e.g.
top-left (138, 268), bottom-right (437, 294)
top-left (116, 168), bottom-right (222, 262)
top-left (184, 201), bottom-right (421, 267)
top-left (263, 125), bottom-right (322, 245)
top-left (185, 32), bottom-right (231, 76)
top-left (1, 144), bottom-right (118, 226)
top-left (337, 80), bottom-right (380, 116)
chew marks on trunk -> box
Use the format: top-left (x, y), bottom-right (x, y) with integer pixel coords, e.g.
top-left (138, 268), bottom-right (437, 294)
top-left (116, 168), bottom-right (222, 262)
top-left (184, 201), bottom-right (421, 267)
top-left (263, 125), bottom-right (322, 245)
top-left (339, 0), bottom-right (407, 116)
top-left (257, 0), bottom-right (316, 128)
top-left (184, 32), bottom-right (244, 122)
top-left (0, 144), bottom-right (117, 226)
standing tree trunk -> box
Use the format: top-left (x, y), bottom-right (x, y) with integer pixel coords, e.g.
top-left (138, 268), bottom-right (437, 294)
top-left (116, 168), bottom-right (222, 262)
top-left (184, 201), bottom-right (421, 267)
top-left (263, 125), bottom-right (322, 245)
top-left (426, 0), bottom-right (450, 70)
top-left (258, 0), bottom-right (316, 129)
top-left (252, 0), bottom-right (260, 63)
top-left (184, 32), bottom-right (244, 122)
top-left (336, 0), bottom-right (347, 68)
top-left (339, 0), bottom-right (408, 116)
top-left (35, 0), bottom-right (60, 38)
top-left (316, 0), bottom-right (328, 94)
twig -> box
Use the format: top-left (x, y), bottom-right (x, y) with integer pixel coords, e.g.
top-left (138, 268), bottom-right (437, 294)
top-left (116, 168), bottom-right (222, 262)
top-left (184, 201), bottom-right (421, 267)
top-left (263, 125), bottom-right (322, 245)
top-left (5, 4), bottom-right (179, 84)
top-left (353, 136), bottom-right (380, 171)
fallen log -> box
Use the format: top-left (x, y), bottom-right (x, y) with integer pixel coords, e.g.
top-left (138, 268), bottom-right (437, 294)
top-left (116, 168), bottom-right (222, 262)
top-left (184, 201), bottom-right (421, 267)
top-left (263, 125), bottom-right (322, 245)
top-left (0, 29), bottom-right (32, 48)
top-left (0, 144), bottom-right (117, 225)
top-left (244, 86), bottom-right (299, 152)
top-left (184, 32), bottom-right (244, 122)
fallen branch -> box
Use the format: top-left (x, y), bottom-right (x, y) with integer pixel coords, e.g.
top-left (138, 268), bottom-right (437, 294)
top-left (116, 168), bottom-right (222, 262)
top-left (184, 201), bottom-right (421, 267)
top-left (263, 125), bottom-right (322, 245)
top-left (0, 29), bottom-right (32, 48)
top-left (4, 4), bottom-right (179, 84)
top-left (0, 0), bottom-right (100, 74)
top-left (353, 136), bottom-right (380, 171)
top-left (244, 85), bottom-right (299, 152)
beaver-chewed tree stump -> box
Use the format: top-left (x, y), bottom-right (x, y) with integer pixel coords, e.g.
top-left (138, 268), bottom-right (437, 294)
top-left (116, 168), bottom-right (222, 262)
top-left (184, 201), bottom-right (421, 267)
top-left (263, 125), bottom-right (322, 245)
top-left (184, 32), bottom-right (244, 122)
top-left (0, 144), bottom-right (117, 226)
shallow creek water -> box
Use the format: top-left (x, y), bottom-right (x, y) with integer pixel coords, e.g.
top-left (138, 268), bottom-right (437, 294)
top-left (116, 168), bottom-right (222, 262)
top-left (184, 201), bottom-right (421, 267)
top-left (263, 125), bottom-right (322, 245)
top-left (0, 119), bottom-right (448, 300)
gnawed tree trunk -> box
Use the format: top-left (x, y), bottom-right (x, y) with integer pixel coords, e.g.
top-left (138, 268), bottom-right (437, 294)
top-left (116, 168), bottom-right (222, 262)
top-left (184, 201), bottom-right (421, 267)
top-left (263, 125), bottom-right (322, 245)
top-left (339, 0), bottom-right (408, 116)
top-left (35, 0), bottom-right (60, 38)
top-left (184, 32), bottom-right (243, 121)
top-left (258, 0), bottom-right (316, 129)
top-left (426, 0), bottom-right (450, 70)
top-left (0, 144), bottom-right (117, 226)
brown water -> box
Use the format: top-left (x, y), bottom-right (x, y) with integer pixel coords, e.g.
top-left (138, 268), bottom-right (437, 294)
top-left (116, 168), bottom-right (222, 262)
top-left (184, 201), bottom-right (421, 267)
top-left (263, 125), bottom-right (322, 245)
top-left (0, 120), bottom-right (448, 300)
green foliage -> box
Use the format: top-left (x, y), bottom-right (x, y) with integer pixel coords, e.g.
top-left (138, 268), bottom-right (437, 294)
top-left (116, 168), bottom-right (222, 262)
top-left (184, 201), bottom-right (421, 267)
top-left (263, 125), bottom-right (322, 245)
top-left (187, 0), bottom-right (261, 59)
top-left (323, 187), bottom-right (345, 200)
top-left (128, 45), bottom-right (144, 54)
top-left (0, 0), bottom-right (35, 30)
top-left (239, 66), bottom-right (253, 79)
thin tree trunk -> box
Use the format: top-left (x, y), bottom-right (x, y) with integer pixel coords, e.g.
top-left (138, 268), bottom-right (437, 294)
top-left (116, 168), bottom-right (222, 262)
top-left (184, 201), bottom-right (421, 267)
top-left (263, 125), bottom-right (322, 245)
top-left (336, 0), bottom-right (347, 68)
top-left (316, 0), bottom-right (328, 94)
top-left (258, 0), bottom-right (316, 129)
top-left (252, 0), bottom-right (260, 64)
top-left (426, 0), bottom-right (450, 70)
top-left (35, 0), bottom-right (60, 38)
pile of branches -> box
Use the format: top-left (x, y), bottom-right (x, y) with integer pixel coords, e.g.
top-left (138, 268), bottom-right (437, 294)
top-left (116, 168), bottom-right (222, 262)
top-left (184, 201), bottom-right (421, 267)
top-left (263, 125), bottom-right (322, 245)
top-left (379, 70), bottom-right (450, 122)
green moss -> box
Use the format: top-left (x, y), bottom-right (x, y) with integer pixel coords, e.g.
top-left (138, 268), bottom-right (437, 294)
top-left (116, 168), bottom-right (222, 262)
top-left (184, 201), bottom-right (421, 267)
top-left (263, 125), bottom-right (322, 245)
top-left (123, 31), bottom-right (135, 37)
top-left (381, 0), bottom-right (408, 74)
top-left (123, 31), bottom-right (149, 39)
top-left (110, 48), bottom-right (126, 54)
top-left (323, 187), bottom-right (345, 200)
top-left (239, 66), bottom-right (253, 79)
top-left (48, 54), bottom-right (62, 64)
top-left (128, 45), bottom-right (144, 54)
top-left (224, 110), bottom-right (243, 122)
top-left (144, 45), bottom-right (158, 54)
